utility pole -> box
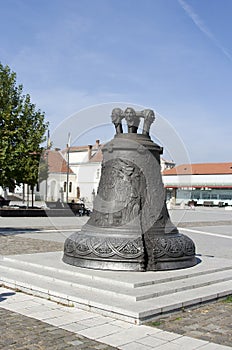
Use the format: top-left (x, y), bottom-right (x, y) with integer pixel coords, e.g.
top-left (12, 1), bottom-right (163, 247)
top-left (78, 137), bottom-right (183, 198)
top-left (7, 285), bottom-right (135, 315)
top-left (66, 132), bottom-right (71, 203)
top-left (45, 151), bottom-right (48, 202)
top-left (45, 130), bottom-right (51, 202)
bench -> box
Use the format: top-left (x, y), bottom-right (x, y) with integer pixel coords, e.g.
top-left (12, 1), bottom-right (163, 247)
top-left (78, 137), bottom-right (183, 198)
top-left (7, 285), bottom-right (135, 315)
top-left (203, 201), bottom-right (214, 207)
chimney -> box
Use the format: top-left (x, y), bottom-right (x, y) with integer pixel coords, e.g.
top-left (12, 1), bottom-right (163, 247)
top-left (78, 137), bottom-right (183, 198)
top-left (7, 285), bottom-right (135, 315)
top-left (95, 139), bottom-right (100, 148)
top-left (88, 145), bottom-right (92, 160)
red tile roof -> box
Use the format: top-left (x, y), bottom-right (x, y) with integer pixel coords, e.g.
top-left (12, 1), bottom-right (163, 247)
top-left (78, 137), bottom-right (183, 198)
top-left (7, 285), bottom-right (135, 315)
top-left (62, 141), bottom-right (102, 154)
top-left (47, 150), bottom-right (74, 174)
top-left (61, 141), bottom-right (103, 164)
top-left (70, 145), bottom-right (91, 151)
top-left (163, 163), bottom-right (232, 176)
top-left (89, 148), bottom-right (103, 163)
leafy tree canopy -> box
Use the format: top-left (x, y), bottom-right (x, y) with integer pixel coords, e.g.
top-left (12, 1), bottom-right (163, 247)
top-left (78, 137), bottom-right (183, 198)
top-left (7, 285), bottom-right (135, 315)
top-left (0, 62), bottom-right (48, 189)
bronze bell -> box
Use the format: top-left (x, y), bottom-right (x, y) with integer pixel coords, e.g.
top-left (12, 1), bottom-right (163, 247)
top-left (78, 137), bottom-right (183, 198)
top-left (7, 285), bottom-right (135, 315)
top-left (63, 107), bottom-right (197, 271)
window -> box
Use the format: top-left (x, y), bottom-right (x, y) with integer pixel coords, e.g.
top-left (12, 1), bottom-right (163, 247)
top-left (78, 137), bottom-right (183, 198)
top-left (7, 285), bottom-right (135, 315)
top-left (211, 194), bottom-right (218, 199)
top-left (191, 192), bottom-right (200, 200)
top-left (219, 194), bottom-right (232, 200)
top-left (69, 182), bottom-right (72, 193)
top-left (96, 168), bottom-right (100, 179)
top-left (63, 182), bottom-right (67, 193)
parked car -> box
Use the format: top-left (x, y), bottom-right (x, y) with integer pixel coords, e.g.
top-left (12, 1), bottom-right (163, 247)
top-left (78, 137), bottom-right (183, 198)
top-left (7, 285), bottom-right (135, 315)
top-left (68, 202), bottom-right (91, 216)
top-left (45, 200), bottom-right (91, 216)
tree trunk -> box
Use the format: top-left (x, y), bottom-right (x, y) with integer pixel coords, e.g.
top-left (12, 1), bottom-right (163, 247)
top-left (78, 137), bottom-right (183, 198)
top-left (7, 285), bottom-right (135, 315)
top-left (31, 185), bottom-right (34, 208)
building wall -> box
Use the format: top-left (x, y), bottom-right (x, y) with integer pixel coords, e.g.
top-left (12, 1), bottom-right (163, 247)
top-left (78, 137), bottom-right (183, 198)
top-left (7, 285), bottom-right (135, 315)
top-left (39, 173), bottom-right (77, 202)
top-left (69, 162), bottom-right (101, 203)
top-left (69, 151), bottom-right (88, 163)
top-left (163, 173), bottom-right (232, 205)
top-left (160, 158), bottom-right (175, 172)
top-left (163, 174), bottom-right (232, 188)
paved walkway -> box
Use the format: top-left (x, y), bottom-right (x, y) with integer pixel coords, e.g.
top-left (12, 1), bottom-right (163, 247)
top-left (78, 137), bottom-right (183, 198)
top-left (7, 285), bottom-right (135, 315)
top-left (0, 287), bottom-right (118, 350)
top-left (1, 286), bottom-right (231, 350)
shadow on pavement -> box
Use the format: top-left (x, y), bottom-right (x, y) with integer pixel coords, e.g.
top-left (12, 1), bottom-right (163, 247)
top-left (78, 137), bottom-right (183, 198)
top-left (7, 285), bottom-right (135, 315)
top-left (0, 292), bottom-right (16, 302)
top-left (0, 228), bottom-right (42, 236)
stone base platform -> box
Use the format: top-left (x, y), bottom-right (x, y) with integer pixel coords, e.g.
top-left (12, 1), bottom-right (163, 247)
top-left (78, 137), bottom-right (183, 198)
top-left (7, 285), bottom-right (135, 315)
top-left (1, 251), bottom-right (232, 324)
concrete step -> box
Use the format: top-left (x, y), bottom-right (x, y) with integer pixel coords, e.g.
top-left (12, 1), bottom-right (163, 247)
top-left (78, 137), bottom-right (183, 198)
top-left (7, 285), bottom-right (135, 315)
top-left (1, 267), bottom-right (232, 324)
top-left (1, 252), bottom-right (232, 324)
top-left (1, 258), bottom-right (232, 302)
top-left (3, 251), bottom-right (232, 288)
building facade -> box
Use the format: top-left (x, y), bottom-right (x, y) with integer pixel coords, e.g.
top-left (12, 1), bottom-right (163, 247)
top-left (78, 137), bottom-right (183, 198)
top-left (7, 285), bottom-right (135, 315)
top-left (39, 149), bottom-right (76, 202)
top-left (162, 163), bottom-right (232, 206)
top-left (61, 140), bottom-right (102, 205)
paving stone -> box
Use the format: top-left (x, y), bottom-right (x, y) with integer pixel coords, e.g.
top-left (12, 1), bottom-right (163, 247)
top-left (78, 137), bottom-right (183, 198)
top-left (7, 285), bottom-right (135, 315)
top-left (146, 299), bottom-right (232, 347)
top-left (136, 335), bottom-right (167, 347)
top-left (68, 339), bottom-right (84, 346)
top-left (0, 308), bottom-right (119, 350)
top-left (78, 324), bottom-right (123, 340)
top-left (119, 342), bottom-right (152, 350)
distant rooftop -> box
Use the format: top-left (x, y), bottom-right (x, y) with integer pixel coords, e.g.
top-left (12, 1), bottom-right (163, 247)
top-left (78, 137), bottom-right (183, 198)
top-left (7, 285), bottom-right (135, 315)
top-left (62, 140), bottom-right (102, 154)
top-left (47, 150), bottom-right (73, 174)
top-left (89, 148), bottom-right (103, 163)
top-left (163, 162), bottom-right (232, 176)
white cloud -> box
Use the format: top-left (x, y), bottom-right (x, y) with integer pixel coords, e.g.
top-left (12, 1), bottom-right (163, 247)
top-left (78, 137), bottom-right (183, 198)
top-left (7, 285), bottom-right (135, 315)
top-left (178, 0), bottom-right (232, 62)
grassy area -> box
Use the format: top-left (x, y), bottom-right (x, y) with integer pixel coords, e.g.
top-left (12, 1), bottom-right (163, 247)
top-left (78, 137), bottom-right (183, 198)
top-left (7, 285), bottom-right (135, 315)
top-left (222, 295), bottom-right (232, 304)
top-left (148, 316), bottom-right (183, 328)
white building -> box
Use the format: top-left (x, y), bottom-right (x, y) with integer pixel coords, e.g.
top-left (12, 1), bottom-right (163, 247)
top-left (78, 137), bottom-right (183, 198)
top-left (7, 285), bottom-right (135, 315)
top-left (39, 149), bottom-right (76, 202)
top-left (61, 140), bottom-right (102, 205)
top-left (160, 158), bottom-right (175, 172)
top-left (162, 162), bottom-right (232, 206)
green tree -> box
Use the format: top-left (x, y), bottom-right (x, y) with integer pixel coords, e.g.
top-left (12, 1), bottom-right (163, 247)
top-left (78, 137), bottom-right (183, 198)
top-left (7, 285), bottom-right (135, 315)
top-left (0, 63), bottom-right (23, 188)
top-left (0, 62), bottom-right (48, 201)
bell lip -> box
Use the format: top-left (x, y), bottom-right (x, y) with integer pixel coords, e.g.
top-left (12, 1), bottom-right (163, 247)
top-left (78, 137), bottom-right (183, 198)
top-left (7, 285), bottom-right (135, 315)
top-left (62, 254), bottom-right (146, 271)
top-left (147, 256), bottom-right (199, 271)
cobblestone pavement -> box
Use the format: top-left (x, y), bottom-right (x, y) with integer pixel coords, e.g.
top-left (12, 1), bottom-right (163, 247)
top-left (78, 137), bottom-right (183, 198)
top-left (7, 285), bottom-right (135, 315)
top-left (0, 308), bottom-right (118, 350)
top-left (0, 235), bottom-right (63, 255)
top-left (147, 299), bottom-right (232, 347)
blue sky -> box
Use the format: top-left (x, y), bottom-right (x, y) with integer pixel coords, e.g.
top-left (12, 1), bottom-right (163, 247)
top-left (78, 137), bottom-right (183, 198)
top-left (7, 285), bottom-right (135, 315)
top-left (0, 0), bottom-right (232, 163)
